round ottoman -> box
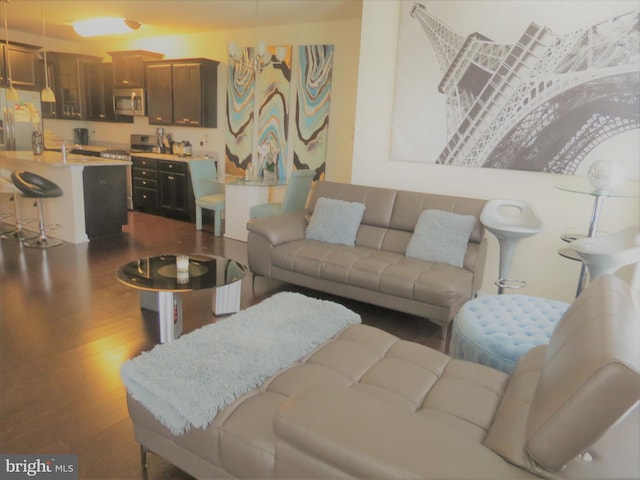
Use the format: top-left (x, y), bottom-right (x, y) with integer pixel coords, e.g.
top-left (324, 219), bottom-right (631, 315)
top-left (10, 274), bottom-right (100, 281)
top-left (450, 295), bottom-right (570, 373)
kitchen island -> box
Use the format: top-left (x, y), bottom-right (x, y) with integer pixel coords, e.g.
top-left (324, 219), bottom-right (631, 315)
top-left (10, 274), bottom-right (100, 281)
top-left (0, 150), bottom-right (131, 244)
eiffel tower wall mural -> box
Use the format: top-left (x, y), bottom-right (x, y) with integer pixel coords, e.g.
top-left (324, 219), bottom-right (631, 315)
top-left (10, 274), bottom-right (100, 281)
top-left (293, 45), bottom-right (334, 181)
top-left (226, 45), bottom-right (292, 181)
top-left (390, 0), bottom-right (640, 177)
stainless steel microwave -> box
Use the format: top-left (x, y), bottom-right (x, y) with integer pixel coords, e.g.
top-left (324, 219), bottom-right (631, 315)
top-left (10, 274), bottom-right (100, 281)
top-left (113, 88), bottom-right (146, 116)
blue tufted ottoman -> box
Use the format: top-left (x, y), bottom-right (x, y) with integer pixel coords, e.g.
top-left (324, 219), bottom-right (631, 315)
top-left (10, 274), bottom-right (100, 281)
top-left (450, 294), bottom-right (570, 373)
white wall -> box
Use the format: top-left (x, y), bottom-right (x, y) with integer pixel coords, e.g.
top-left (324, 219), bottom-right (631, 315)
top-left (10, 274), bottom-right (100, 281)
top-left (35, 18), bottom-right (361, 181)
top-left (352, 0), bottom-right (640, 302)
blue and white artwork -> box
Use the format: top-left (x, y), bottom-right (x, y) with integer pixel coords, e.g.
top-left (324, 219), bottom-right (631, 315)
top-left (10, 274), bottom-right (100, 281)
top-left (293, 45), bottom-right (334, 181)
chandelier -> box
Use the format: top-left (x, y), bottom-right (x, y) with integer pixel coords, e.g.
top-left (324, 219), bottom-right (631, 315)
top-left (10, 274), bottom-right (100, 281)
top-left (227, 0), bottom-right (286, 73)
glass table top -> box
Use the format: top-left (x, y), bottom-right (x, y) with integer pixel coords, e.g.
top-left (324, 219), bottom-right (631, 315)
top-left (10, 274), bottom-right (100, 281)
top-left (116, 254), bottom-right (248, 293)
top-left (555, 180), bottom-right (640, 198)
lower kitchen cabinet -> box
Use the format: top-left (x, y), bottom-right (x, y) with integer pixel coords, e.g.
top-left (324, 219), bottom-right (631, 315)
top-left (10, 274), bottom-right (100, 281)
top-left (83, 166), bottom-right (128, 238)
top-left (158, 160), bottom-right (194, 221)
top-left (132, 157), bottom-right (195, 221)
top-left (132, 156), bottom-right (159, 214)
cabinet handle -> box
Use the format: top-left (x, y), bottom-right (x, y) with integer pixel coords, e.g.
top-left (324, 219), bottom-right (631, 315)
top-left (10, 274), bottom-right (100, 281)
top-left (156, 117), bottom-right (162, 121)
top-left (168, 176), bottom-right (175, 180)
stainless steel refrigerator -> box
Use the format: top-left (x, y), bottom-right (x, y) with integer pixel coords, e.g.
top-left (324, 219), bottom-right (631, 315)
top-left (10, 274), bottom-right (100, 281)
top-left (0, 88), bottom-right (43, 150)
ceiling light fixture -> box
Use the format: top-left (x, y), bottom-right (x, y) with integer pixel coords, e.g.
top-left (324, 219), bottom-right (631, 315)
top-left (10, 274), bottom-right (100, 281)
top-left (227, 0), bottom-right (285, 73)
top-left (40, 0), bottom-right (55, 102)
top-left (72, 17), bottom-right (141, 37)
top-left (2, 0), bottom-right (19, 101)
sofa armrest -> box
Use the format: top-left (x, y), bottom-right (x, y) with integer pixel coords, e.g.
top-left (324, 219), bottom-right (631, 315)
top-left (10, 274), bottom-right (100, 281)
top-left (247, 211), bottom-right (307, 247)
top-left (274, 383), bottom-right (524, 479)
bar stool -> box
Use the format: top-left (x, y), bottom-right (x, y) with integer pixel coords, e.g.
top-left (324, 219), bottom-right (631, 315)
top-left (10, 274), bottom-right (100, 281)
top-left (480, 199), bottom-right (543, 293)
top-left (11, 171), bottom-right (63, 248)
top-left (0, 169), bottom-right (28, 240)
top-left (570, 225), bottom-right (640, 289)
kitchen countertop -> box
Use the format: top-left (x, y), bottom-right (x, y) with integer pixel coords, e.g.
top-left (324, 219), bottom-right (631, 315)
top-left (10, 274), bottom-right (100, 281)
top-left (130, 152), bottom-right (214, 163)
top-left (70, 145), bottom-right (218, 164)
top-left (0, 150), bottom-right (131, 245)
top-left (0, 150), bottom-right (131, 167)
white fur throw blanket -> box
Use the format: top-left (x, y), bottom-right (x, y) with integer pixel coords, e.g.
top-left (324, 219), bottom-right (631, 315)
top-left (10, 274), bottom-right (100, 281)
top-left (120, 292), bottom-right (361, 435)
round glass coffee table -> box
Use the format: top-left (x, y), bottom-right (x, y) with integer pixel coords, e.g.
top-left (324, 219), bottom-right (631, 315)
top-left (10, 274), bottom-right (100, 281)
top-left (116, 254), bottom-right (248, 343)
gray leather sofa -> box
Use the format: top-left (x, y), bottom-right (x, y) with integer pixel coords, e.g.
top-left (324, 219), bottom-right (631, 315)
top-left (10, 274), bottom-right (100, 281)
top-left (126, 275), bottom-right (640, 479)
top-left (247, 181), bottom-right (488, 335)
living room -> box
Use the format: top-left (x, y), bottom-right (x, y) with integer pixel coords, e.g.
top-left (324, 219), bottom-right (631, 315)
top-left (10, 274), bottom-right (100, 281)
top-left (1, 0), bottom-right (639, 479)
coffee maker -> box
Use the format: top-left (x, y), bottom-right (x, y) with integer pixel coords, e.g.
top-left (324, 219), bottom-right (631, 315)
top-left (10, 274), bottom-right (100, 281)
top-left (74, 128), bottom-right (89, 145)
top-left (155, 127), bottom-right (170, 153)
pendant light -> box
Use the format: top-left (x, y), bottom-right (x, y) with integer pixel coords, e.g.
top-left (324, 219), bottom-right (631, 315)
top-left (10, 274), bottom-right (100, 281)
top-left (227, 0), bottom-right (286, 73)
top-left (2, 0), bottom-right (19, 101)
top-left (40, 0), bottom-right (55, 102)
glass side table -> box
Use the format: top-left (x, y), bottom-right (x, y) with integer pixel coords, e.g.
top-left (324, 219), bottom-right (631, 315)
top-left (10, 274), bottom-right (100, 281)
top-left (556, 181), bottom-right (639, 296)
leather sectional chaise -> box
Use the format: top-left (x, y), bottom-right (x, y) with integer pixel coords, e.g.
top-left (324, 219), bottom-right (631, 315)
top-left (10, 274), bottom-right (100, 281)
top-left (126, 275), bottom-right (640, 479)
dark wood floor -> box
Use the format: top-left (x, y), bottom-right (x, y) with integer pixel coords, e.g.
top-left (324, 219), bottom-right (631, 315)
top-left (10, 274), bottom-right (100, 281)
top-left (0, 212), bottom-right (445, 479)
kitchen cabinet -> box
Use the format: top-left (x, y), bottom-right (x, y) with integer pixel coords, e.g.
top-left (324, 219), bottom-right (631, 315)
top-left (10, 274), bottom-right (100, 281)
top-left (43, 52), bottom-right (101, 120)
top-left (0, 44), bottom-right (38, 89)
top-left (83, 166), bottom-right (128, 238)
top-left (131, 156), bottom-right (195, 222)
top-left (158, 160), bottom-right (190, 220)
top-left (83, 62), bottom-right (133, 123)
top-left (145, 58), bottom-right (218, 128)
top-left (146, 63), bottom-right (173, 125)
top-left (109, 50), bottom-right (163, 88)
top-left (132, 156), bottom-right (159, 213)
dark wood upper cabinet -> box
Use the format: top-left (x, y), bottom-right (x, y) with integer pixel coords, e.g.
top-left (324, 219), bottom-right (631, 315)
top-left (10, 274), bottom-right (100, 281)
top-left (0, 43), bottom-right (38, 89)
top-left (146, 58), bottom-right (218, 128)
top-left (146, 63), bottom-right (173, 125)
top-left (41, 52), bottom-right (101, 120)
top-left (84, 62), bottom-right (133, 123)
top-left (109, 50), bottom-right (163, 88)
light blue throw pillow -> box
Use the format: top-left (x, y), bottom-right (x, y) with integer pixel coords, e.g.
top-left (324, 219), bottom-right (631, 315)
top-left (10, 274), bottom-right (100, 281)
top-left (406, 209), bottom-right (477, 268)
top-left (305, 197), bottom-right (366, 246)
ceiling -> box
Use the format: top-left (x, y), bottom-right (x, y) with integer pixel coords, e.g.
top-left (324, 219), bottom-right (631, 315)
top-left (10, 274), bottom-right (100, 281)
top-left (3, 0), bottom-right (363, 43)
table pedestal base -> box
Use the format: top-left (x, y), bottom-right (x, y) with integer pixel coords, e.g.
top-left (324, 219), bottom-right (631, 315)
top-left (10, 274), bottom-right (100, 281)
top-left (213, 280), bottom-right (242, 315)
top-left (140, 291), bottom-right (183, 343)
top-left (139, 281), bottom-right (242, 342)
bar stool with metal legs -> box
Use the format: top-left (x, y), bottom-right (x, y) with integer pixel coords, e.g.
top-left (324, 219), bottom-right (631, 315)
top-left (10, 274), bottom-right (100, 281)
top-left (11, 171), bottom-right (63, 248)
top-left (0, 169), bottom-right (28, 240)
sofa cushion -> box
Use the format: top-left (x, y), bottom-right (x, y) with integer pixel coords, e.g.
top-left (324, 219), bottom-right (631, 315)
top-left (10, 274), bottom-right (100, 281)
top-left (270, 241), bottom-right (475, 309)
top-left (305, 197), bottom-right (366, 246)
top-left (406, 209), bottom-right (477, 267)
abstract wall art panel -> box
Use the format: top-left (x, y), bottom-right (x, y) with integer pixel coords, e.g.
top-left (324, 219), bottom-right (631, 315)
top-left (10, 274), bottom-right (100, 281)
top-left (293, 45), bottom-right (334, 181)
top-left (225, 47), bottom-right (256, 177)
top-left (256, 46), bottom-right (292, 181)
top-left (226, 46), bottom-right (292, 180)
top-left (391, 1), bottom-right (639, 176)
